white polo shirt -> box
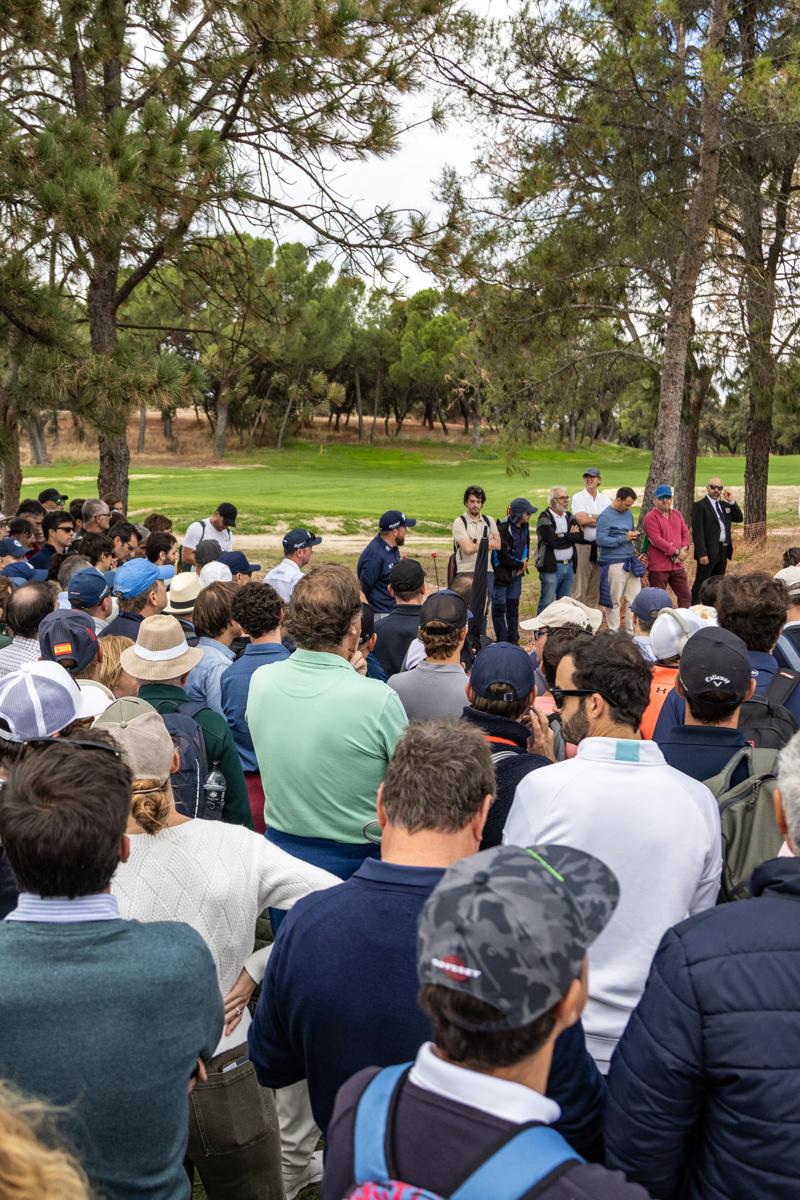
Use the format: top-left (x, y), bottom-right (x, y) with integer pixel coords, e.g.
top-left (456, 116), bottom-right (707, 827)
top-left (265, 558), bottom-right (303, 603)
top-left (504, 737), bottom-right (721, 1073)
top-left (570, 489), bottom-right (610, 543)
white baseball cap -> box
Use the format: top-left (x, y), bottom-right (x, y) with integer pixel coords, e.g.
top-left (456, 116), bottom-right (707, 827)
top-left (199, 562), bottom-right (233, 585)
top-left (649, 608), bottom-right (716, 662)
top-left (520, 597), bottom-right (603, 634)
top-left (0, 660), bottom-right (109, 740)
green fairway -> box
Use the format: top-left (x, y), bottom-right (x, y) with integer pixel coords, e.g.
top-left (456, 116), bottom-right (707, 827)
top-left (22, 439), bottom-right (799, 536)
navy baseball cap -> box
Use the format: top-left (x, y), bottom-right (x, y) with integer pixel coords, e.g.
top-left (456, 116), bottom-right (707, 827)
top-left (2, 562), bottom-right (48, 586)
top-left (379, 510), bottom-right (417, 531)
top-left (583, 467), bottom-right (601, 478)
top-left (0, 538), bottom-right (28, 559)
top-left (283, 528), bottom-right (323, 552)
top-left (38, 609), bottom-right (99, 672)
top-left (655, 484), bottom-right (673, 499)
top-left (68, 567), bottom-right (111, 609)
top-left (420, 591), bottom-right (468, 630)
top-left (679, 626), bottom-right (752, 701)
top-left (509, 498), bottom-right (537, 517)
top-left (630, 587), bottom-right (673, 621)
top-left (470, 641), bottom-right (536, 702)
top-left (219, 551), bottom-right (261, 575)
top-left (113, 558), bottom-right (172, 599)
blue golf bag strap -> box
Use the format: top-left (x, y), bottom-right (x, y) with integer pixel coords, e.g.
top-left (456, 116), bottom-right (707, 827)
top-left (451, 1124), bottom-right (582, 1200)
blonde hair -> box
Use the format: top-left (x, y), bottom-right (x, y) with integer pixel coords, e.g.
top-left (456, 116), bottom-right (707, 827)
top-left (96, 636), bottom-right (133, 694)
top-left (0, 1082), bottom-right (91, 1199)
top-left (130, 778), bottom-right (174, 835)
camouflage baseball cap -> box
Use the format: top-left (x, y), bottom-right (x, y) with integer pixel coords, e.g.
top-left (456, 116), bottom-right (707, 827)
top-left (417, 844), bottom-right (620, 1031)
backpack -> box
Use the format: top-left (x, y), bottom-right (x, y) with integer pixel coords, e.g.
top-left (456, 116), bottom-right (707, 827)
top-left (703, 746), bottom-right (783, 902)
top-left (737, 671), bottom-right (800, 750)
top-left (448, 515), bottom-right (489, 588)
top-left (775, 632), bottom-right (800, 672)
top-left (346, 1062), bottom-right (580, 1200)
top-left (159, 701), bottom-right (218, 820)
top-left (179, 519), bottom-right (209, 570)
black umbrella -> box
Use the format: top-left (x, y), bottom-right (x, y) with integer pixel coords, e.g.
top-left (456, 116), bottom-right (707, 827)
top-left (467, 530), bottom-right (490, 661)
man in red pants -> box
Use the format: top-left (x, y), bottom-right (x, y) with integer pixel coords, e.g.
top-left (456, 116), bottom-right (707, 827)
top-left (642, 485), bottom-right (691, 608)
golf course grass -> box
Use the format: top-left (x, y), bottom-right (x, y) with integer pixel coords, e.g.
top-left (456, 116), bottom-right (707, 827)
top-left (22, 439), bottom-right (800, 537)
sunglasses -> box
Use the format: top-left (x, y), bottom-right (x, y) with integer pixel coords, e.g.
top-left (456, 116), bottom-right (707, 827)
top-left (708, 484), bottom-right (723, 491)
top-left (551, 686), bottom-right (601, 709)
top-left (20, 737), bottom-right (121, 758)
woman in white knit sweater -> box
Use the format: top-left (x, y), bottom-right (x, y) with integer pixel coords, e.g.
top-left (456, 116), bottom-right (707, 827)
top-left (94, 698), bottom-right (336, 1200)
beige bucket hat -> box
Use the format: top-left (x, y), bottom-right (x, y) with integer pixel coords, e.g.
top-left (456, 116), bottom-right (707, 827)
top-left (120, 614), bottom-right (203, 682)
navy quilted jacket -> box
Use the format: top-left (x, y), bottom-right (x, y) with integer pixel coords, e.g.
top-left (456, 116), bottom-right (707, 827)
top-left (604, 857), bottom-right (800, 1200)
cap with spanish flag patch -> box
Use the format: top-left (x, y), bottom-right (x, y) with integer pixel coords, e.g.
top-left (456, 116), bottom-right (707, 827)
top-left (37, 609), bottom-right (98, 673)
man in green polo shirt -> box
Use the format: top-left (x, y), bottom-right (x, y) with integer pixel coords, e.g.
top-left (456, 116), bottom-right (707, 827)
top-left (247, 565), bottom-right (407, 878)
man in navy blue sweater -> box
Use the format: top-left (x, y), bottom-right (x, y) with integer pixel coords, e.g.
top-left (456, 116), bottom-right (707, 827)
top-left (249, 720), bottom-right (606, 1157)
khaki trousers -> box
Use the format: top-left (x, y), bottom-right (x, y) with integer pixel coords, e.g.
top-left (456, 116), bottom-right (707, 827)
top-left (606, 563), bottom-right (641, 633)
top-left (573, 543), bottom-right (599, 607)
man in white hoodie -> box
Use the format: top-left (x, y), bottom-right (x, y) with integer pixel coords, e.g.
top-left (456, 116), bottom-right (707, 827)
top-left (504, 630), bottom-right (721, 1073)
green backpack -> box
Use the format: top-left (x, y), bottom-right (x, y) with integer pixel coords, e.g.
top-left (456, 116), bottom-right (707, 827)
top-left (703, 746), bottom-right (783, 903)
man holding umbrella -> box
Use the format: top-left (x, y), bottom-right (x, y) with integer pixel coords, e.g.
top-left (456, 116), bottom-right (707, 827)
top-left (491, 498), bottom-right (537, 644)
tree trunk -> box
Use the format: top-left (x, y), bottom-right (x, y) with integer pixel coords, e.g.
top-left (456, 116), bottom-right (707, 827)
top-left (48, 411), bottom-right (59, 445)
top-left (642, 0), bottom-right (728, 519)
top-left (674, 364), bottom-right (712, 523)
top-left (370, 366), bottom-right (382, 443)
top-left (213, 398), bottom-right (229, 459)
top-left (354, 367), bottom-right (364, 441)
top-left (470, 393), bottom-right (482, 448)
top-left (276, 393), bottom-right (293, 450)
top-left (89, 259), bottom-right (130, 506)
top-left (72, 411), bottom-right (86, 443)
top-left (26, 415), bottom-right (50, 465)
top-left (436, 403), bottom-right (449, 435)
top-left (162, 412), bottom-right (178, 451)
top-left (0, 360), bottom-right (22, 514)
top-left (137, 403), bottom-right (147, 453)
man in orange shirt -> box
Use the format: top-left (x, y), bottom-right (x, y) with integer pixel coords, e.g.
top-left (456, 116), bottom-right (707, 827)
top-left (639, 608), bottom-right (712, 738)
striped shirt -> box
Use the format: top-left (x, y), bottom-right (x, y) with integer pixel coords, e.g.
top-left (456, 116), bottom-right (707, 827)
top-left (7, 893), bottom-right (121, 922)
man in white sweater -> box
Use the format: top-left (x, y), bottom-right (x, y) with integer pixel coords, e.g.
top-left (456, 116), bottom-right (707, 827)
top-left (504, 630), bottom-right (721, 1074)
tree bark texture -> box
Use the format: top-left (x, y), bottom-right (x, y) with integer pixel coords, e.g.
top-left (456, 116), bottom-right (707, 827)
top-left (214, 398), bottom-right (229, 459)
top-left (354, 367), bottom-right (364, 441)
top-left (0, 374), bottom-right (22, 515)
top-left (137, 403), bottom-right (147, 453)
top-left (674, 364), bottom-right (712, 522)
top-left (642, 0), bottom-right (728, 518)
top-left (89, 259), bottom-right (130, 505)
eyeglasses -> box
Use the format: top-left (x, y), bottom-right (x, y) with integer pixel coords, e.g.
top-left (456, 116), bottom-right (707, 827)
top-left (708, 484), bottom-right (723, 491)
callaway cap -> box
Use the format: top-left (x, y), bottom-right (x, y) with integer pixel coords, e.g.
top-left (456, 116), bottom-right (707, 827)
top-left (38, 609), bottom-right (99, 672)
top-left (417, 844), bottom-right (619, 1030)
top-left (68, 567), bottom-right (111, 609)
top-left (0, 660), bottom-right (109, 739)
top-left (216, 503), bottom-right (237, 527)
top-left (775, 565), bottom-right (800, 597)
top-left (520, 597), bottom-right (602, 634)
top-left (38, 487), bottom-right (68, 504)
top-left (195, 539), bottom-right (223, 568)
top-left (509, 498), bottom-right (537, 518)
top-left (678, 626), bottom-right (752, 700)
top-left (283, 528), bottom-right (323, 553)
top-left (0, 539), bottom-right (28, 560)
top-left (654, 484), bottom-right (673, 499)
top-left (95, 697), bottom-right (176, 784)
top-left (389, 559), bottom-right (426, 593)
top-left (113, 558), bottom-right (172, 599)
top-left (2, 562), bottom-right (48, 586)
top-left (419, 591), bottom-right (468, 630)
top-left (219, 551), bottom-right (261, 576)
top-left (630, 587), bottom-right (673, 622)
top-left (379, 510), bottom-right (417, 531)
top-left (470, 641), bottom-right (536, 702)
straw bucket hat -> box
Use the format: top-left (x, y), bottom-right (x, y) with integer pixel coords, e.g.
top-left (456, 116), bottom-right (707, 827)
top-left (120, 615), bottom-right (203, 682)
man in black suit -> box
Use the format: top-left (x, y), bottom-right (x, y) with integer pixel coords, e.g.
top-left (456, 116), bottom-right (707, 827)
top-left (690, 477), bottom-right (744, 602)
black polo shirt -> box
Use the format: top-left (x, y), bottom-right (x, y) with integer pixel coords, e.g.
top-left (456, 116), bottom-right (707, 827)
top-left (373, 603), bottom-right (423, 676)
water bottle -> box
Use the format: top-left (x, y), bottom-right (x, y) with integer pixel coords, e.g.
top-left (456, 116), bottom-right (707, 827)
top-left (203, 761), bottom-right (226, 819)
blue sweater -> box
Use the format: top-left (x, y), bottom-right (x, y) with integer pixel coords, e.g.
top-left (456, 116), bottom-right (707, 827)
top-left (606, 858), bottom-right (800, 1200)
top-left (221, 642), bottom-right (290, 772)
top-left (248, 858), bottom-right (605, 1153)
top-left (0, 917), bottom-right (222, 1199)
top-left (595, 506), bottom-right (636, 564)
